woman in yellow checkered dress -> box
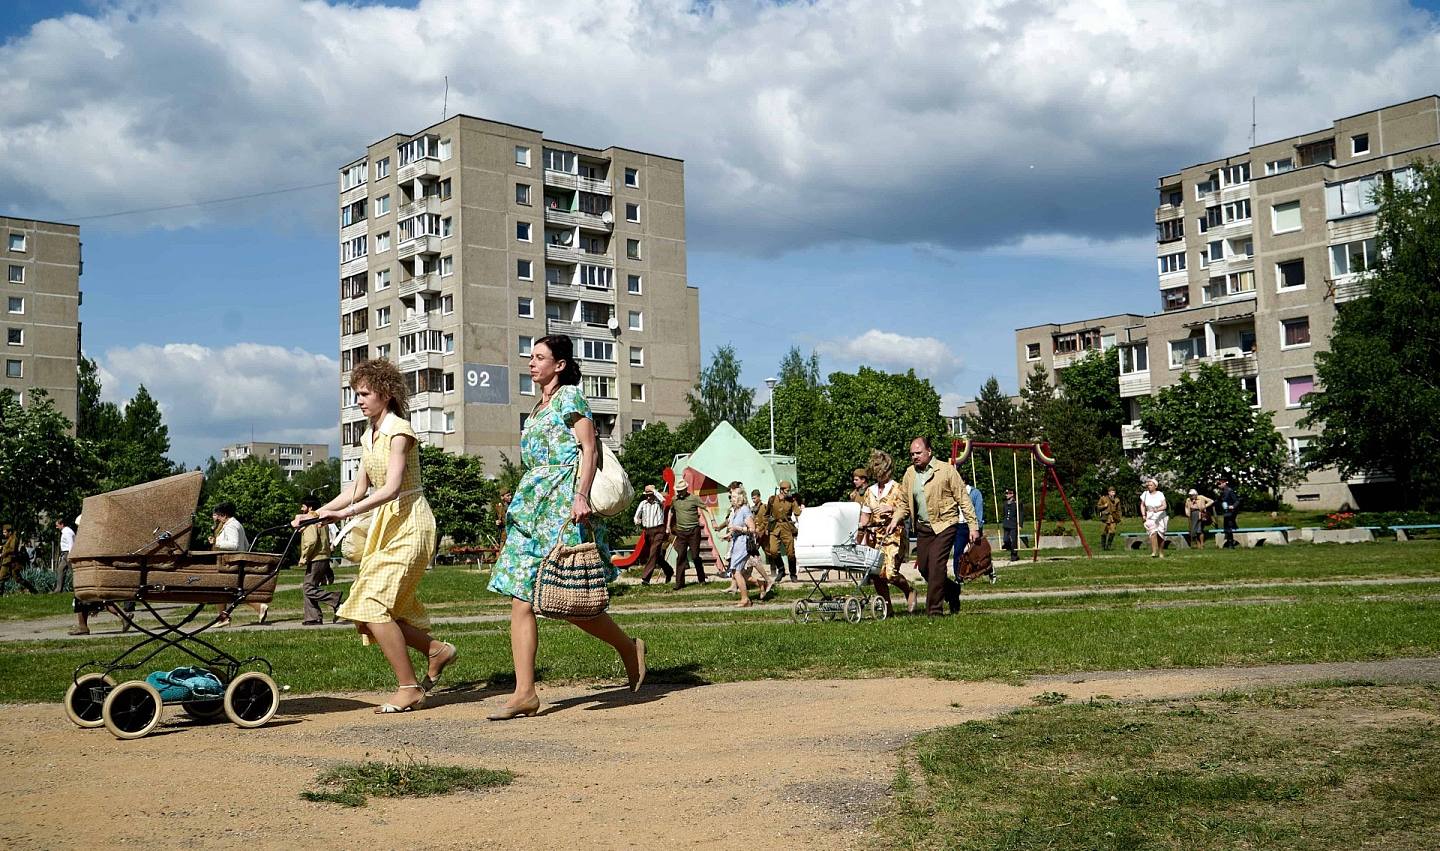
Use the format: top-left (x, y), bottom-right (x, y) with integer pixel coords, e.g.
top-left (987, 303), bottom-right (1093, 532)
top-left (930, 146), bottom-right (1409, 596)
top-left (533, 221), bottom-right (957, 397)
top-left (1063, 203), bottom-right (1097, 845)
top-left (314, 359), bottom-right (457, 713)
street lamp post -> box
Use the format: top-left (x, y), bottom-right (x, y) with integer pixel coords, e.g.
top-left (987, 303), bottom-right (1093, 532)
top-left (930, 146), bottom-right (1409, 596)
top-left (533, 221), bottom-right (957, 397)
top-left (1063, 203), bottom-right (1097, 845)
top-left (765, 377), bottom-right (778, 454)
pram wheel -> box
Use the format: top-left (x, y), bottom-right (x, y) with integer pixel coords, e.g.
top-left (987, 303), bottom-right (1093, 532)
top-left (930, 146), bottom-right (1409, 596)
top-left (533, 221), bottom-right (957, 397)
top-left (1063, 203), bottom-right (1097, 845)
top-left (869, 596), bottom-right (890, 621)
top-left (224, 671), bottom-right (279, 728)
top-left (790, 600), bottom-right (811, 623)
top-left (102, 680), bottom-right (163, 740)
top-left (183, 699), bottom-right (226, 721)
top-left (63, 672), bottom-right (115, 728)
top-left (843, 597), bottom-right (864, 624)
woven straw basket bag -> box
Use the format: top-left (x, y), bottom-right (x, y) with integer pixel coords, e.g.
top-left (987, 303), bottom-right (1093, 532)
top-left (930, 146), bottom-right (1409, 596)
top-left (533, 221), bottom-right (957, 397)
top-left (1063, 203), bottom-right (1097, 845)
top-left (534, 521), bottom-right (610, 620)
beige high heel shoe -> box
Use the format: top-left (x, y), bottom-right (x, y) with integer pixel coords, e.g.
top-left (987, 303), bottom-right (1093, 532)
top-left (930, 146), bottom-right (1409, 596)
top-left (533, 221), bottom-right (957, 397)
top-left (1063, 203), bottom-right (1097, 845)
top-left (486, 695), bottom-right (542, 721)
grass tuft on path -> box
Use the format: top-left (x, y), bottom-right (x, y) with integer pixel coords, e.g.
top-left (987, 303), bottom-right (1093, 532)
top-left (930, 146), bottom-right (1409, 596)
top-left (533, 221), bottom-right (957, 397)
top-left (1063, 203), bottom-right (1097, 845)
top-left (875, 682), bottom-right (1440, 849)
top-left (301, 751), bottom-right (513, 808)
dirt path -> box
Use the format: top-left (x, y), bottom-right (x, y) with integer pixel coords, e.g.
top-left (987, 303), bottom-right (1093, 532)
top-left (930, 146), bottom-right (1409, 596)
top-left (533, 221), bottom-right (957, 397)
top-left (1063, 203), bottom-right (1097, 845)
top-left (4, 657), bottom-right (1438, 850)
top-left (6, 574), bottom-right (1437, 643)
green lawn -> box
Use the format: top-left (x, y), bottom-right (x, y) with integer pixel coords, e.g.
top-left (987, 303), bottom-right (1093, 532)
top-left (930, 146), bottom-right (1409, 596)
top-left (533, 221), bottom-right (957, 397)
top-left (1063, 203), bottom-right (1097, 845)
top-left (876, 682), bottom-right (1440, 849)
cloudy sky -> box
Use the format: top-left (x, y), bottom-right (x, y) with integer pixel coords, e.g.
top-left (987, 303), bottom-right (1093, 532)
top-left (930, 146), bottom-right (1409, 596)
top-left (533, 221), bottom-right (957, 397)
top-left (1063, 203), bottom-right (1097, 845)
top-left (3, 0), bottom-right (1438, 464)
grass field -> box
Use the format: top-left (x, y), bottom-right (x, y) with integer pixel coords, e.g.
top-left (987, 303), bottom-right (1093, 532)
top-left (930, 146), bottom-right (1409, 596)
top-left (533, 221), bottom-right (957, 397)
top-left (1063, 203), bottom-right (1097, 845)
top-left (876, 681), bottom-right (1440, 849)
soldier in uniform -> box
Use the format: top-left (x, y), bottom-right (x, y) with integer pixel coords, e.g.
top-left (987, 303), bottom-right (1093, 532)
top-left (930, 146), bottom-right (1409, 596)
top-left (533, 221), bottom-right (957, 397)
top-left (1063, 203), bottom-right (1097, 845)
top-left (849, 468), bottom-right (869, 505)
top-left (0, 523), bottom-right (37, 594)
top-left (765, 480), bottom-right (803, 581)
top-left (1096, 486), bottom-right (1123, 550)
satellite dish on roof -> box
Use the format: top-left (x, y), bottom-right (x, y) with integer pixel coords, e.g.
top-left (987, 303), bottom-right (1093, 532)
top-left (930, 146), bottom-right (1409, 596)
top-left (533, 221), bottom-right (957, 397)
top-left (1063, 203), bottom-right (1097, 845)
top-left (607, 316), bottom-right (620, 332)
top-left (601, 211), bottom-right (614, 226)
top-left (560, 231), bottom-right (574, 246)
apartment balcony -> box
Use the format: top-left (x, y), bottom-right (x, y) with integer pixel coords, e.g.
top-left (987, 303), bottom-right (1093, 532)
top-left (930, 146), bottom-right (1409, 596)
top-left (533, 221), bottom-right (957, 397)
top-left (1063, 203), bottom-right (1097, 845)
top-left (576, 210), bottom-right (613, 231)
top-left (398, 351), bottom-right (444, 371)
top-left (546, 318), bottom-right (582, 335)
top-left (547, 282), bottom-right (615, 302)
top-left (1333, 275), bottom-right (1369, 303)
top-left (398, 274), bottom-right (440, 297)
top-left (399, 313), bottom-right (433, 335)
top-left (1154, 204), bottom-right (1184, 223)
top-left (1329, 215), bottom-right (1378, 243)
top-left (340, 294), bottom-right (368, 314)
top-left (396, 158), bottom-right (440, 183)
top-left (1051, 350), bottom-right (1088, 370)
top-left (339, 220), bottom-right (368, 244)
top-left (600, 435), bottom-right (622, 453)
top-left (578, 175), bottom-right (612, 195)
top-left (341, 405), bottom-right (366, 424)
top-left (398, 197), bottom-right (440, 219)
top-left (1118, 372), bottom-right (1152, 398)
top-left (341, 444), bottom-right (362, 461)
top-left (339, 331), bottom-right (368, 351)
top-left (543, 169), bottom-right (612, 196)
top-left (1190, 351), bottom-right (1258, 379)
top-left (544, 207), bottom-right (580, 228)
top-left (588, 397), bottom-right (619, 415)
top-left (578, 249), bottom-right (613, 267)
top-left (1121, 424), bottom-right (1147, 451)
top-left (580, 360), bottom-right (617, 378)
top-left (410, 391), bottom-right (433, 410)
top-left (545, 244), bottom-right (585, 264)
top-left (397, 235), bottom-right (441, 259)
top-left (339, 256), bottom-right (368, 278)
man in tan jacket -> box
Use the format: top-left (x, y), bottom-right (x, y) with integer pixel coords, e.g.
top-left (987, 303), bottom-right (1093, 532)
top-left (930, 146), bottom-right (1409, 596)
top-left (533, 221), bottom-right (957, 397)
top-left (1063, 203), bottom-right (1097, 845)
top-left (887, 437), bottom-right (978, 616)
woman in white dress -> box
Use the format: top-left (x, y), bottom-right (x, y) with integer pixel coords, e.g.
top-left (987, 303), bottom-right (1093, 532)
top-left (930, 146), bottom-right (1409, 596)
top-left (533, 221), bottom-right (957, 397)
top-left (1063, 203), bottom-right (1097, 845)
top-left (1139, 479), bottom-right (1170, 559)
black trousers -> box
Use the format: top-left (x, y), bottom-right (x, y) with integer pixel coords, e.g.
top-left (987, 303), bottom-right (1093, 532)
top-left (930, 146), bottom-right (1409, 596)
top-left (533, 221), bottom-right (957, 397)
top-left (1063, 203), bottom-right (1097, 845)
top-left (1002, 526), bottom-right (1018, 556)
top-left (915, 524), bottom-right (961, 616)
top-left (1223, 514), bottom-right (1238, 547)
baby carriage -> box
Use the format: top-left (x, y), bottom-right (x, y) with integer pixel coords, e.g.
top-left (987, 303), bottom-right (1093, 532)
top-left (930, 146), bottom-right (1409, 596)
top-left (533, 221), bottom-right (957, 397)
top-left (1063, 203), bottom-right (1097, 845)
top-left (63, 471), bottom-right (312, 740)
top-left (790, 533), bottom-right (889, 624)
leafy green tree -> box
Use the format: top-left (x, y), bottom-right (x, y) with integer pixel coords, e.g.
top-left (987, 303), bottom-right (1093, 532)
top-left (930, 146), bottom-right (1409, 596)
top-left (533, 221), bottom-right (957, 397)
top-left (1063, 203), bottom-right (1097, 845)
top-left (970, 376), bottom-right (1017, 442)
top-left (1300, 161), bottom-right (1440, 506)
top-left (1040, 397), bottom-right (1128, 519)
top-left (0, 390), bottom-right (99, 537)
top-left (820, 367), bottom-right (949, 499)
top-left (619, 421), bottom-right (685, 495)
top-left (495, 453), bottom-right (524, 499)
top-left (419, 444), bottom-right (498, 546)
top-left (291, 457), bottom-right (341, 504)
top-left (685, 344), bottom-right (754, 434)
top-left (1058, 347), bottom-right (1125, 437)
top-left (1013, 364), bottom-right (1056, 443)
top-left (777, 347), bottom-right (822, 389)
top-left (76, 356), bottom-right (122, 441)
top-left (196, 458), bottom-right (299, 554)
top-left (101, 385), bottom-right (178, 491)
top-left (1139, 364), bottom-right (1300, 503)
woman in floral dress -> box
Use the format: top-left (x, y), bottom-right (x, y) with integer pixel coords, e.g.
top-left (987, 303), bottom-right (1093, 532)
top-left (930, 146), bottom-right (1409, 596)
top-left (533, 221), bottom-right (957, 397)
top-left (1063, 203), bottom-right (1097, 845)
top-left (487, 335), bottom-right (645, 720)
top-left (313, 359), bottom-right (457, 713)
top-left (858, 449), bottom-right (918, 614)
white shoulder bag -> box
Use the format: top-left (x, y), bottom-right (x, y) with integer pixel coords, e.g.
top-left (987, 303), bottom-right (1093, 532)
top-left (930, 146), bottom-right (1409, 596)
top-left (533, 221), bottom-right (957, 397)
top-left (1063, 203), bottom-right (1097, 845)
top-left (587, 439), bottom-right (634, 517)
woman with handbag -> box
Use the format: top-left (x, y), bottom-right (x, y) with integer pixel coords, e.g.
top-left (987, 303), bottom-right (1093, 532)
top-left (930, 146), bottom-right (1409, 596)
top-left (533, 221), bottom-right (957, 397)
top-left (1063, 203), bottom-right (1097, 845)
top-left (487, 335), bottom-right (646, 720)
top-left (721, 489), bottom-right (762, 607)
top-left (313, 359), bottom-right (457, 713)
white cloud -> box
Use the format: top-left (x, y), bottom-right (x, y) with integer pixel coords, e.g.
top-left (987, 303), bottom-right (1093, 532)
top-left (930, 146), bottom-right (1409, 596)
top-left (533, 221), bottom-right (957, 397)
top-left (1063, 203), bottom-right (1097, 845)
top-left (96, 342), bottom-right (339, 466)
top-left (1, 0), bottom-right (1435, 253)
top-left (818, 329), bottom-right (965, 384)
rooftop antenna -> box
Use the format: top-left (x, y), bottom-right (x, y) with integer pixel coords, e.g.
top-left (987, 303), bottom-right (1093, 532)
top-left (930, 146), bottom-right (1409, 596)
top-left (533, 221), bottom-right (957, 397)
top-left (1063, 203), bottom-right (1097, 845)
top-left (1250, 96), bottom-right (1257, 147)
top-left (442, 75), bottom-right (449, 120)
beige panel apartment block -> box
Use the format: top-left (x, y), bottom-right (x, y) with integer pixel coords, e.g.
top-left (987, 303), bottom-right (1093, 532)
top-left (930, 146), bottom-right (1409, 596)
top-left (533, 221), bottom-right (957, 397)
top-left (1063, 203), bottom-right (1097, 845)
top-left (1, 216), bottom-right (80, 427)
top-left (1120, 95), bottom-right (1440, 509)
top-left (221, 442), bottom-right (330, 479)
top-left (1014, 313), bottom-right (1147, 387)
top-left (336, 117), bottom-right (701, 482)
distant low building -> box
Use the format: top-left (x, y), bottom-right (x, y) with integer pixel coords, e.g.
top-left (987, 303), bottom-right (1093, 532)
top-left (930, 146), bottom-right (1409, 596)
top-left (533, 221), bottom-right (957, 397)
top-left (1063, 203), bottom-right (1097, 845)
top-left (221, 441), bottom-right (330, 479)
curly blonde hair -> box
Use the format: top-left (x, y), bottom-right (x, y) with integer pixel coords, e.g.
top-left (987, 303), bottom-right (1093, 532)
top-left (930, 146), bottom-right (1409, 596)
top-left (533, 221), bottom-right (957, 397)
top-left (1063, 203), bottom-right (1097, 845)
top-left (867, 449), bottom-right (893, 482)
top-left (350, 358), bottom-right (409, 418)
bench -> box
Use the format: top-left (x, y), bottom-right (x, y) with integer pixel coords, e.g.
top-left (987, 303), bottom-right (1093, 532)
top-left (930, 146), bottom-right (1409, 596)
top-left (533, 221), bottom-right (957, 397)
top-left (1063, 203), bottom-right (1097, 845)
top-left (1121, 531), bottom-right (1191, 550)
top-left (1391, 524), bottom-right (1440, 541)
top-left (1207, 526), bottom-right (1296, 547)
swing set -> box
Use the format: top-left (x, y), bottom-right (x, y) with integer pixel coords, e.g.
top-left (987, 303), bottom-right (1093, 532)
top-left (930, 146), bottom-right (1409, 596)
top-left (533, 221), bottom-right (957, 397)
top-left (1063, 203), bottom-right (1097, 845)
top-left (950, 439), bottom-right (1092, 560)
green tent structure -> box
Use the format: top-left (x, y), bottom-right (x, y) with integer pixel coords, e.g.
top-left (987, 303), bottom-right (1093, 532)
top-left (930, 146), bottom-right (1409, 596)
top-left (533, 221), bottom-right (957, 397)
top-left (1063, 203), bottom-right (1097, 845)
top-left (672, 421), bottom-right (796, 499)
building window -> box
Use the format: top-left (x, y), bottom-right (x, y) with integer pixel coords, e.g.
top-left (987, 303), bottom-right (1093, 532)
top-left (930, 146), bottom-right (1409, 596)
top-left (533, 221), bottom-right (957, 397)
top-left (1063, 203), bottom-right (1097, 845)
top-left (631, 418), bottom-right (647, 433)
top-left (518, 297), bottom-right (533, 318)
top-left (515, 146), bottom-right (531, 167)
top-left (1222, 198), bottom-right (1251, 223)
top-left (1161, 286), bottom-right (1189, 311)
top-left (376, 306), bottom-right (391, 328)
top-left (341, 235), bottom-right (367, 262)
top-left (1156, 218), bottom-right (1184, 243)
top-left (578, 265), bottom-right (612, 290)
top-left (1119, 344), bottom-right (1148, 374)
top-left (581, 339), bottom-right (615, 362)
top-left (627, 310), bottom-right (643, 331)
top-left (1351, 133), bottom-right (1370, 155)
top-left (517, 222), bottom-right (532, 242)
top-left (1281, 317), bottom-right (1311, 348)
top-left (631, 383), bottom-right (645, 402)
top-left (517, 259), bottom-right (533, 280)
top-left (1277, 258), bottom-right (1305, 291)
top-left (6, 328), bottom-right (22, 346)
top-left (1264, 158), bottom-right (1293, 175)
top-left (375, 343), bottom-right (391, 359)
top-left (582, 375), bottom-right (617, 399)
top-left (443, 333), bottom-right (455, 353)
top-left (1169, 335), bottom-right (1206, 368)
top-left (443, 372), bottom-right (456, 393)
top-left (627, 274), bottom-right (642, 295)
top-left (441, 217), bottom-right (452, 238)
top-left (5, 359), bottom-right (20, 378)
top-left (624, 167), bottom-right (639, 188)
top-left (1221, 162), bottom-right (1250, 186)
top-left (519, 375), bottom-right (535, 395)
top-left (375, 232), bottom-right (391, 252)
top-left (516, 183), bottom-right (531, 205)
top-left (1286, 375), bottom-right (1315, 407)
top-left (1196, 172), bottom-right (1219, 196)
top-left (1025, 342), bottom-right (1041, 360)
top-left (544, 148), bottom-right (577, 173)
top-left (397, 136), bottom-right (439, 165)
top-left (437, 138), bottom-right (451, 160)
top-left (441, 294), bottom-right (454, 315)
top-left (520, 413), bottom-right (530, 430)
top-left (444, 410), bottom-right (455, 432)
top-left (1240, 375), bottom-right (1260, 407)
top-left (6, 297), bottom-right (22, 315)
top-left (375, 158), bottom-right (390, 179)
top-left (1158, 252), bottom-right (1186, 275)
top-left (1330, 238), bottom-right (1378, 277)
top-left (341, 161), bottom-right (367, 190)
top-left (1288, 435), bottom-right (1313, 464)
top-left (7, 234), bottom-right (25, 252)
top-left (374, 195), bottom-right (390, 217)
top-left (1271, 200), bottom-right (1301, 234)
top-left (625, 203), bottom-right (640, 223)
top-left (626, 239), bottom-right (641, 260)
top-left (374, 269), bottom-right (391, 290)
top-left (1325, 174), bottom-right (1382, 220)
top-left (629, 346), bottom-right (644, 367)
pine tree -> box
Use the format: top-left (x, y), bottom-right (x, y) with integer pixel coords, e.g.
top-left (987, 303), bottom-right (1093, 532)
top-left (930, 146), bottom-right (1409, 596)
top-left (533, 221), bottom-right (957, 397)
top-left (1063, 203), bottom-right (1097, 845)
top-left (970, 376), bottom-right (1017, 442)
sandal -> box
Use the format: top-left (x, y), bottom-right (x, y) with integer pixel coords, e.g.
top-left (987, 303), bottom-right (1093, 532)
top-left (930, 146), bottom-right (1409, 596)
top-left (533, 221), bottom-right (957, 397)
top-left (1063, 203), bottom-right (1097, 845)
top-left (420, 641), bottom-right (458, 692)
top-left (486, 695), bottom-right (542, 721)
top-left (374, 684), bottom-right (425, 714)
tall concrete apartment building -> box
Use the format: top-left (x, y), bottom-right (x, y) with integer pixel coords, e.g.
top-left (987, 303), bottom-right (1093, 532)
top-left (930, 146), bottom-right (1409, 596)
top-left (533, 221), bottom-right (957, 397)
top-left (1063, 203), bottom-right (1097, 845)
top-left (1012, 95), bottom-right (1438, 509)
top-left (337, 116), bottom-right (700, 484)
top-left (1, 216), bottom-right (81, 425)
top-left (221, 441), bottom-right (330, 479)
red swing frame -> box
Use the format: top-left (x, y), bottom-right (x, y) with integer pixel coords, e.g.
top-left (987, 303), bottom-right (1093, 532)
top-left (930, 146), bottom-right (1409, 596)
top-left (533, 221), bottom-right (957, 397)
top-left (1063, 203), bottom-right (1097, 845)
top-left (950, 439), bottom-right (1093, 560)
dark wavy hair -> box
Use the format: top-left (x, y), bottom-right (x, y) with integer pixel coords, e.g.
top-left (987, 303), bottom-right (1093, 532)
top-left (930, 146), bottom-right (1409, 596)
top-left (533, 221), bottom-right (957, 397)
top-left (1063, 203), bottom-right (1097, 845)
top-left (535, 334), bottom-right (581, 386)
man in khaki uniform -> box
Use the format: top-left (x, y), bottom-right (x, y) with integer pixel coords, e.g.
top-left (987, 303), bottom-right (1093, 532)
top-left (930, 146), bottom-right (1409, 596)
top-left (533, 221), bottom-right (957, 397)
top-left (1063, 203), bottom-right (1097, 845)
top-left (1096, 487), bottom-right (1123, 551)
top-left (0, 523), bottom-right (37, 595)
top-left (889, 437), bottom-right (977, 616)
top-left (297, 495), bottom-right (342, 625)
top-left (667, 480), bottom-right (708, 588)
top-left (765, 480), bottom-right (803, 581)
top-left (849, 469), bottom-right (869, 505)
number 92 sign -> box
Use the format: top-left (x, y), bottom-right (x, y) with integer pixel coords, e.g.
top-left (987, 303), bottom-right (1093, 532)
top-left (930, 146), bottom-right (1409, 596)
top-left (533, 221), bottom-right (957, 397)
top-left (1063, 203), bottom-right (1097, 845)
top-left (463, 363), bottom-right (510, 404)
